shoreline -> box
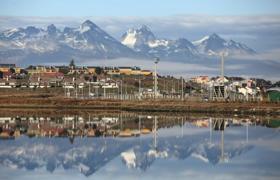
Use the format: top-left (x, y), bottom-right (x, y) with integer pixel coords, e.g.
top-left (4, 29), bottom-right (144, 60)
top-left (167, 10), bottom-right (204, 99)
top-left (0, 96), bottom-right (279, 115)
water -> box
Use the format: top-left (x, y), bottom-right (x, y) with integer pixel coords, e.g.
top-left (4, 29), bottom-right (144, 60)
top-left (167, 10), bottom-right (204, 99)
top-left (0, 111), bottom-right (279, 180)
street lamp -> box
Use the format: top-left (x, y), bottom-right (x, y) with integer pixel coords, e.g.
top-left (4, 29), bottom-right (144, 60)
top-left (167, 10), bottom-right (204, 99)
top-left (138, 76), bottom-right (141, 100)
top-left (154, 57), bottom-right (160, 98)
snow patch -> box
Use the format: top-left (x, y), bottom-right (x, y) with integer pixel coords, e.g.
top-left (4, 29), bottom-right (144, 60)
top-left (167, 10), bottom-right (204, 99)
top-left (121, 30), bottom-right (137, 48)
top-left (192, 36), bottom-right (209, 46)
top-left (121, 150), bottom-right (136, 168)
top-left (148, 39), bottom-right (169, 48)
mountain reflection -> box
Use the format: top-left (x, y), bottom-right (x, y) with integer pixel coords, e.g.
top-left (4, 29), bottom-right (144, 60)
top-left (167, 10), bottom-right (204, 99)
top-left (0, 113), bottom-right (279, 177)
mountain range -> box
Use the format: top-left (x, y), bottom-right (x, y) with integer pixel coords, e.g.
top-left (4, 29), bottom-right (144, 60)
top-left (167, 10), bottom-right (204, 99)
top-left (121, 25), bottom-right (255, 59)
top-left (0, 20), bottom-right (256, 65)
top-left (0, 133), bottom-right (253, 177)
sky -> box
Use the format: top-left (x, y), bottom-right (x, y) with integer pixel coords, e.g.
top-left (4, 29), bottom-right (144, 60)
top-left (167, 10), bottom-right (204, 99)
top-left (0, 0), bottom-right (280, 17)
top-left (0, 0), bottom-right (280, 52)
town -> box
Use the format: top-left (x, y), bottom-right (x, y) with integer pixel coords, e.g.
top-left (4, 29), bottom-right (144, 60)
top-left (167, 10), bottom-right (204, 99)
top-left (0, 61), bottom-right (279, 102)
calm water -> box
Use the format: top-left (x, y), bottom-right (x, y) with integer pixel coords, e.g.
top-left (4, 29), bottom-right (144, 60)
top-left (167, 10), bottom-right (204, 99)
top-left (0, 112), bottom-right (280, 180)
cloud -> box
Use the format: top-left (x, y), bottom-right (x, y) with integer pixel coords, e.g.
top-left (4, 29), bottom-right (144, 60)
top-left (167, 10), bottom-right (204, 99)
top-left (0, 16), bottom-right (83, 30)
top-left (75, 57), bottom-right (280, 80)
top-left (79, 58), bottom-right (218, 77)
top-left (233, 48), bottom-right (280, 61)
top-left (90, 15), bottom-right (280, 52)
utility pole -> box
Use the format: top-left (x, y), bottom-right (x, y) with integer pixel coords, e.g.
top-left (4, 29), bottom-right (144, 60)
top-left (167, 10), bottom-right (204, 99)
top-left (163, 78), bottom-right (166, 92)
top-left (221, 129), bottom-right (224, 162)
top-left (181, 117), bottom-right (184, 137)
top-left (246, 119), bottom-right (249, 143)
top-left (64, 82), bottom-right (66, 97)
top-left (209, 118), bottom-right (212, 144)
top-left (181, 77), bottom-right (184, 100)
top-left (138, 76), bottom-right (141, 100)
top-left (138, 115), bottom-right (141, 135)
top-left (221, 53), bottom-right (225, 86)
top-left (74, 76), bottom-right (78, 99)
top-left (154, 57), bottom-right (160, 99)
top-left (120, 80), bottom-right (123, 100)
top-left (81, 86), bottom-right (84, 99)
top-left (178, 78), bottom-right (180, 95)
top-left (153, 116), bottom-right (158, 150)
top-left (220, 52), bottom-right (226, 100)
top-left (88, 81), bottom-right (91, 98)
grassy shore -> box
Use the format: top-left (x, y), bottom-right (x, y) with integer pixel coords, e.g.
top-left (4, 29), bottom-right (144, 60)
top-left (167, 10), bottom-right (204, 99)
top-left (0, 91), bottom-right (279, 115)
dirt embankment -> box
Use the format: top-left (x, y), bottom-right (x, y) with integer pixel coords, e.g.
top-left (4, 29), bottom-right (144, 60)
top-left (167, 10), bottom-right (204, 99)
top-left (0, 91), bottom-right (279, 115)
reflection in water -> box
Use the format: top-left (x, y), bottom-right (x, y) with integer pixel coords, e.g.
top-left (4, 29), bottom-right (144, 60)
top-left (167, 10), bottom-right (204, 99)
top-left (0, 113), bottom-right (280, 179)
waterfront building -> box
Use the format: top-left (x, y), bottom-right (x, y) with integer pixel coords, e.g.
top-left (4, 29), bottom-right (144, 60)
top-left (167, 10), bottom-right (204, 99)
top-left (267, 87), bottom-right (280, 102)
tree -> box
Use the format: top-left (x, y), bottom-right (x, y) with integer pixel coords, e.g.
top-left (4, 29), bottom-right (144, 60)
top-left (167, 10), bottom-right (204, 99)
top-left (95, 67), bottom-right (102, 75)
top-left (134, 81), bottom-right (139, 87)
top-left (59, 67), bottom-right (70, 75)
top-left (9, 68), bottom-right (15, 74)
top-left (69, 59), bottom-right (75, 69)
top-left (20, 69), bottom-right (28, 75)
top-left (256, 78), bottom-right (272, 88)
top-left (272, 81), bottom-right (280, 87)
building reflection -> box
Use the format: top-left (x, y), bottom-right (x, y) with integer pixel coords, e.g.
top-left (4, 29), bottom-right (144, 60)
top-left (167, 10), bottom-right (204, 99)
top-left (0, 113), bottom-right (278, 176)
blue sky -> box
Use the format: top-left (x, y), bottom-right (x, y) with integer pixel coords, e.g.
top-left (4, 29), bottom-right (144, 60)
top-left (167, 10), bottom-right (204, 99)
top-left (0, 0), bottom-right (280, 16)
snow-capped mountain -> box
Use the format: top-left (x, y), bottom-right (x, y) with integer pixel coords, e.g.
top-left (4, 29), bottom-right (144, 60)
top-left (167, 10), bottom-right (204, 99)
top-left (120, 136), bottom-right (254, 170)
top-left (121, 25), bottom-right (199, 59)
top-left (0, 26), bottom-right (56, 52)
top-left (121, 26), bottom-right (255, 60)
top-left (192, 33), bottom-right (256, 55)
top-left (0, 20), bottom-right (137, 64)
top-left (121, 25), bottom-right (156, 51)
top-left (0, 21), bottom-right (257, 64)
top-left (59, 20), bottom-right (134, 55)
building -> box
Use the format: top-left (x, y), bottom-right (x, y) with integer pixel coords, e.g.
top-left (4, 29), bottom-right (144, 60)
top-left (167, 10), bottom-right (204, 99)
top-left (87, 66), bottom-right (98, 74)
top-left (68, 66), bottom-right (88, 74)
top-left (0, 79), bottom-right (17, 88)
top-left (140, 70), bottom-right (152, 76)
top-left (40, 73), bottom-right (64, 88)
top-left (104, 67), bottom-right (120, 76)
top-left (26, 65), bottom-right (58, 74)
top-left (54, 66), bottom-right (70, 74)
top-left (0, 72), bottom-right (12, 79)
top-left (213, 77), bottom-right (229, 84)
top-left (191, 76), bottom-right (210, 84)
top-left (0, 64), bottom-right (16, 73)
top-left (131, 67), bottom-right (141, 75)
top-left (106, 66), bottom-right (151, 76)
top-left (29, 75), bottom-right (40, 88)
top-left (0, 64), bottom-right (21, 74)
top-left (63, 77), bottom-right (75, 89)
top-left (267, 88), bottom-right (280, 102)
top-left (118, 67), bottom-right (133, 75)
top-left (28, 72), bottom-right (64, 88)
